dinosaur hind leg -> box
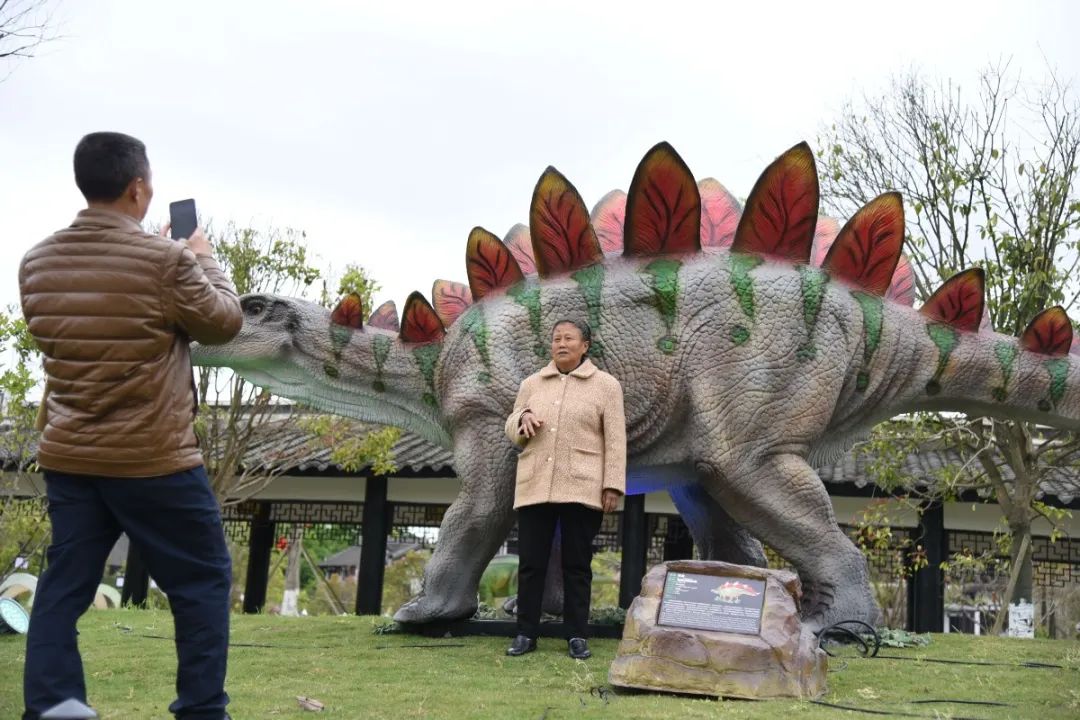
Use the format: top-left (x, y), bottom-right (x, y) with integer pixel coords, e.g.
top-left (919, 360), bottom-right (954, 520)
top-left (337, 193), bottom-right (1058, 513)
top-left (667, 482), bottom-right (766, 567)
top-left (695, 453), bottom-right (879, 631)
top-left (394, 422), bottom-right (516, 624)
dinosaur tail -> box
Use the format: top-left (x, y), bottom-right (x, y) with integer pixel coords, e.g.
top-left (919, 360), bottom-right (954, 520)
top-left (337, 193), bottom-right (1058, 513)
top-left (917, 320), bottom-right (1080, 432)
top-left (880, 270), bottom-right (1080, 432)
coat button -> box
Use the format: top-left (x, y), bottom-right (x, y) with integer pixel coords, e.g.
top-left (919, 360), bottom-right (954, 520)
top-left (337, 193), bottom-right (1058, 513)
top-left (546, 457), bottom-right (552, 462)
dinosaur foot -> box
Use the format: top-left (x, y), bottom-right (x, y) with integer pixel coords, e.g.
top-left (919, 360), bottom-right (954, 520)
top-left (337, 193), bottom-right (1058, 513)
top-left (800, 580), bottom-right (837, 633)
top-left (801, 576), bottom-right (880, 633)
top-left (392, 592), bottom-right (477, 625)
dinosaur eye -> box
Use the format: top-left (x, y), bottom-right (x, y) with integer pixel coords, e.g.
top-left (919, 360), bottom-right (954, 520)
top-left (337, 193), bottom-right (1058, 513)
top-left (243, 299), bottom-right (267, 317)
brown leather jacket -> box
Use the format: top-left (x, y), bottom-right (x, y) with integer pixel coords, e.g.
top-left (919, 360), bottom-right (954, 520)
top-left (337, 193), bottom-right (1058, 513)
top-left (18, 208), bottom-right (243, 478)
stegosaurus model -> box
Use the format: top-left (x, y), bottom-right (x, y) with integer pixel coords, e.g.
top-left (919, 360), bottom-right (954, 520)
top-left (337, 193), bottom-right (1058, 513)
top-left (192, 142), bottom-right (1080, 630)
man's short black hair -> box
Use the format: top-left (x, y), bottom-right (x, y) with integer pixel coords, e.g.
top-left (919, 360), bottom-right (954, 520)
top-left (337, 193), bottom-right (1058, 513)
top-left (73, 132), bottom-right (150, 202)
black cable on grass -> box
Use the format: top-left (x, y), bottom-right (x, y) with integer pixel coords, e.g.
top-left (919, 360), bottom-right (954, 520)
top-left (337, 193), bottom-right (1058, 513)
top-left (816, 619), bottom-right (881, 658)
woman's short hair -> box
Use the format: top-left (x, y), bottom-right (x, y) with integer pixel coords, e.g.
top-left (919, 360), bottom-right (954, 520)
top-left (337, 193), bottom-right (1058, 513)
top-left (550, 318), bottom-right (592, 343)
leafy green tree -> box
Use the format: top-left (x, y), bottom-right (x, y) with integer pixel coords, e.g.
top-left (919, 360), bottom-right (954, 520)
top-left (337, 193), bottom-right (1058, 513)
top-left (195, 223), bottom-right (325, 505)
top-left (321, 263), bottom-right (381, 312)
top-left (0, 308), bottom-right (48, 579)
top-left (818, 63), bottom-right (1080, 608)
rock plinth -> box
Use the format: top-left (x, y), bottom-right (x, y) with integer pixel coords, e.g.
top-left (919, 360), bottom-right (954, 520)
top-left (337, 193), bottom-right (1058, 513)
top-left (608, 560), bottom-right (827, 699)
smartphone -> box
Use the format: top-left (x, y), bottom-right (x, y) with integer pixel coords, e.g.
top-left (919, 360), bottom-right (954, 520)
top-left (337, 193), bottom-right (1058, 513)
top-left (169, 199), bottom-right (198, 241)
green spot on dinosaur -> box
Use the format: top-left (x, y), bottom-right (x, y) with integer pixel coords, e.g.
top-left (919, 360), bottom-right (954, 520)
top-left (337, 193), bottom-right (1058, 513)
top-left (729, 254), bottom-right (763, 320)
top-left (411, 343), bottom-right (441, 410)
top-left (508, 281), bottom-right (545, 361)
top-left (571, 264), bottom-right (606, 361)
top-left (796, 266), bottom-right (829, 362)
top-left (851, 292), bottom-right (883, 364)
top-left (992, 341), bottom-right (1017, 402)
top-left (851, 291), bottom-right (884, 391)
top-left (329, 325), bottom-right (352, 354)
top-left (372, 335), bottom-right (391, 392)
top-left (326, 324), bottom-right (354, 378)
top-left (1044, 358), bottom-right (1069, 410)
top-left (800, 266), bottom-right (829, 329)
top-left (641, 258), bottom-right (681, 354)
top-left (926, 323), bottom-right (959, 394)
top-left (730, 325), bottom-right (750, 346)
top-left (460, 306), bottom-right (492, 384)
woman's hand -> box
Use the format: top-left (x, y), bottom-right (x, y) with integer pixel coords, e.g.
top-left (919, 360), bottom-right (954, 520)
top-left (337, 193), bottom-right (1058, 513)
top-left (602, 489), bottom-right (622, 513)
top-left (518, 410), bottom-right (544, 439)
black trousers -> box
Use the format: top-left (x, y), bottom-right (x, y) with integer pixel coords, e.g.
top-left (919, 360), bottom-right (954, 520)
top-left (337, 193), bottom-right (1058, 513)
top-left (516, 502), bottom-right (604, 639)
top-left (23, 467), bottom-right (231, 720)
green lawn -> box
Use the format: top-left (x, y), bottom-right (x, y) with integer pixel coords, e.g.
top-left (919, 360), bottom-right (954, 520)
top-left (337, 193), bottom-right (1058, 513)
top-left (2, 610), bottom-right (1078, 719)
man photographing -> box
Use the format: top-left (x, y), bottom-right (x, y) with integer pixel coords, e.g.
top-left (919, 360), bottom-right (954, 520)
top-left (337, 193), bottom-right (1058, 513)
top-left (18, 132), bottom-right (242, 720)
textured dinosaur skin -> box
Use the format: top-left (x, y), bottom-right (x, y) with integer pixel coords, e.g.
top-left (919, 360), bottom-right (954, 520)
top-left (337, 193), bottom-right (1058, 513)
top-left (192, 144), bottom-right (1080, 631)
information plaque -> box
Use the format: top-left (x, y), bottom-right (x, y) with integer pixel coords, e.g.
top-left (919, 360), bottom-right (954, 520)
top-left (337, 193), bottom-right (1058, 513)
top-left (656, 572), bottom-right (766, 635)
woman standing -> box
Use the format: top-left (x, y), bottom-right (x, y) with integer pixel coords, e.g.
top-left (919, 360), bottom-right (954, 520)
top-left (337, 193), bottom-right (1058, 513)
top-left (503, 319), bottom-right (626, 659)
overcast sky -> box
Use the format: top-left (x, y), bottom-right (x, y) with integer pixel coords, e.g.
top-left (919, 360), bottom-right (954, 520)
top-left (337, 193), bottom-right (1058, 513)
top-left (1, 0), bottom-right (1077, 316)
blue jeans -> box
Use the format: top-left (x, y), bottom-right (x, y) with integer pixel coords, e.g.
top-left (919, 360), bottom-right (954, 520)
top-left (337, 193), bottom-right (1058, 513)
top-left (22, 466), bottom-right (232, 720)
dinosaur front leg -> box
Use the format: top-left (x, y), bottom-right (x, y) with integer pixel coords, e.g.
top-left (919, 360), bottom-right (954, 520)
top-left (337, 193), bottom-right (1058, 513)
top-left (394, 421), bottom-right (517, 624)
top-left (667, 482), bottom-right (766, 567)
top-left (695, 453), bottom-right (879, 632)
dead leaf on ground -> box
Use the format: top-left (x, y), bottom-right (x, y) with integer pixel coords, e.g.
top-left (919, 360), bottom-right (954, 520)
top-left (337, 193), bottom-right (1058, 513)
top-left (296, 696), bottom-right (325, 712)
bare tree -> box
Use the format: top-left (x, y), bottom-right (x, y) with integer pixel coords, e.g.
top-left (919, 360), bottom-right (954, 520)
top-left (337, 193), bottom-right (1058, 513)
top-left (819, 62), bottom-right (1080, 610)
top-left (0, 0), bottom-right (61, 74)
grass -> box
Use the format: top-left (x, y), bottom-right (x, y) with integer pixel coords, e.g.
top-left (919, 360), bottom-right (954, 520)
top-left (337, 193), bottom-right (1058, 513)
top-left (1, 610), bottom-right (1078, 719)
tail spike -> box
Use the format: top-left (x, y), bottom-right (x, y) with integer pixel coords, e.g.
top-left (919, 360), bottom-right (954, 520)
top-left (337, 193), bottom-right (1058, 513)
top-left (331, 293), bottom-right (364, 329)
top-left (822, 192), bottom-right (905, 296)
top-left (591, 189), bottom-right (627, 253)
top-left (367, 300), bottom-right (399, 332)
top-left (623, 142), bottom-right (701, 256)
top-left (698, 178), bottom-right (742, 250)
top-left (466, 227), bottom-right (525, 301)
top-left (919, 268), bottom-right (985, 332)
top-left (886, 254), bottom-right (916, 306)
top-left (809, 217), bottom-right (841, 267)
top-left (432, 280), bottom-right (473, 327)
top-left (503, 224), bottom-right (536, 275)
top-left (1021, 306), bottom-right (1073, 356)
top-left (529, 166), bottom-right (603, 277)
top-left (400, 292), bottom-right (445, 344)
top-left (732, 142), bottom-right (819, 264)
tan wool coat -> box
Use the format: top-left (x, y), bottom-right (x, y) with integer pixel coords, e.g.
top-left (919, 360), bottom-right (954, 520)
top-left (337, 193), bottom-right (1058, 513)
top-left (504, 359), bottom-right (627, 511)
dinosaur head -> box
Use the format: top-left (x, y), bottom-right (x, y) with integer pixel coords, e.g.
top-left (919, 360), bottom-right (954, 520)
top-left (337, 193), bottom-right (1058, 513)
top-left (192, 293), bottom-right (324, 374)
top-left (191, 291), bottom-right (453, 447)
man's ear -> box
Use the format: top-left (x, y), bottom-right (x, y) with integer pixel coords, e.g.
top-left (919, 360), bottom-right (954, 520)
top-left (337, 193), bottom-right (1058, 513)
top-left (126, 177), bottom-right (142, 204)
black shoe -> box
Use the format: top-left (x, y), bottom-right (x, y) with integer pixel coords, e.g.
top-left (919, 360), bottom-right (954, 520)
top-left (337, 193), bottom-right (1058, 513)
top-left (568, 637), bottom-right (591, 659)
top-left (506, 634), bottom-right (537, 656)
